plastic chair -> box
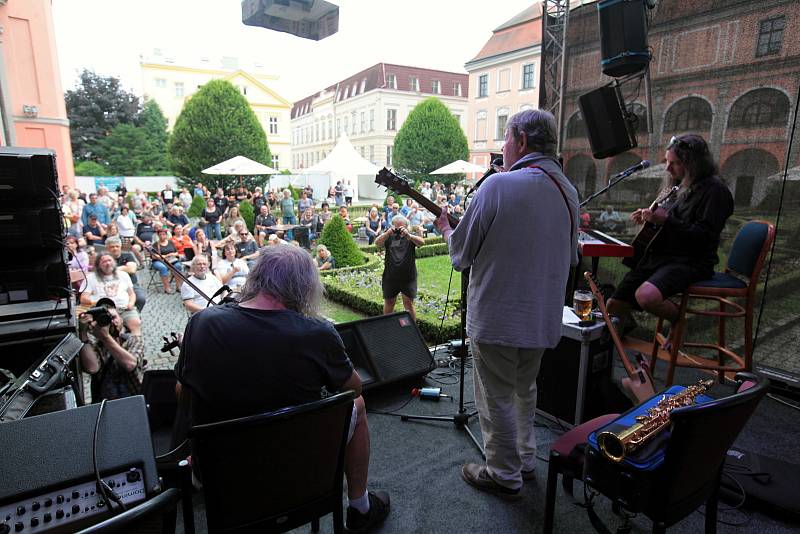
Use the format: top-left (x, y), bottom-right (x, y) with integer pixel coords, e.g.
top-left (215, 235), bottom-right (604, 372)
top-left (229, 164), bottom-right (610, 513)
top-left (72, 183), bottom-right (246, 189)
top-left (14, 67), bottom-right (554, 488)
top-left (652, 221), bottom-right (776, 386)
top-left (543, 372), bottom-right (769, 533)
top-left (190, 390), bottom-right (355, 533)
top-left (75, 487), bottom-right (185, 534)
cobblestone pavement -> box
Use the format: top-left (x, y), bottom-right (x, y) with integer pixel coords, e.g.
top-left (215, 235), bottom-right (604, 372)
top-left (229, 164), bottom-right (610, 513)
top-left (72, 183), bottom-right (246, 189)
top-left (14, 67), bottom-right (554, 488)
top-left (140, 283), bottom-right (190, 371)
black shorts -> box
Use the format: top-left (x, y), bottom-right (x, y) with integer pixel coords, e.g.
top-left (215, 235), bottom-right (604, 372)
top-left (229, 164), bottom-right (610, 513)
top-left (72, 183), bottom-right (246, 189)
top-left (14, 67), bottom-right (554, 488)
top-left (382, 275), bottom-right (417, 300)
top-left (612, 256), bottom-right (710, 310)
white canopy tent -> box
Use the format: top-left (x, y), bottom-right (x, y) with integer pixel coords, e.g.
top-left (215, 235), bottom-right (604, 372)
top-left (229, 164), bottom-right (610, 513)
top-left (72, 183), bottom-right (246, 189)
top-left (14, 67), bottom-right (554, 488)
top-left (430, 159), bottom-right (487, 175)
top-left (202, 155), bottom-right (278, 176)
top-left (299, 133), bottom-right (381, 202)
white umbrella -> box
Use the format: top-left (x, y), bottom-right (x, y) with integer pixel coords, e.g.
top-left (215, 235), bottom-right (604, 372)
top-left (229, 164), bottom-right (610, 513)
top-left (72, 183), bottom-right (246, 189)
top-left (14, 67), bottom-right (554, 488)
top-left (430, 159), bottom-right (487, 175)
top-left (202, 155), bottom-right (278, 175)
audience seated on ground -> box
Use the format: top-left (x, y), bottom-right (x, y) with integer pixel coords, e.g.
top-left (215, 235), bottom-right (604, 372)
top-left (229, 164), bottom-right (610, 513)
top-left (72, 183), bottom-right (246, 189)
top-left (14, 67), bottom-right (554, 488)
top-left (80, 252), bottom-right (142, 335)
top-left (181, 255), bottom-right (223, 315)
top-left (317, 245), bottom-right (335, 270)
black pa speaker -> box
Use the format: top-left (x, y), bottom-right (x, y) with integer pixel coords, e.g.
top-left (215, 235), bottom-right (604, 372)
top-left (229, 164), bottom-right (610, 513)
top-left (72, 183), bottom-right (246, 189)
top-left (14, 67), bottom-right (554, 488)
top-left (334, 312), bottom-right (434, 391)
top-left (579, 85), bottom-right (637, 159)
top-left (598, 0), bottom-right (649, 78)
top-left (0, 147), bottom-right (60, 200)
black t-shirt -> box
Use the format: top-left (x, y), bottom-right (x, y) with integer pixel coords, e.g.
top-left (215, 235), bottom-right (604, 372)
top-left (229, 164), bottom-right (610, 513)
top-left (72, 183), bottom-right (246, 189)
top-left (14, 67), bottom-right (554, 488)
top-left (203, 207), bottom-right (221, 224)
top-left (253, 195), bottom-right (266, 210)
top-left (116, 251), bottom-right (139, 285)
top-left (175, 305), bottom-right (353, 425)
top-left (155, 240), bottom-right (177, 259)
top-left (214, 195), bottom-right (229, 215)
top-left (136, 222), bottom-right (156, 242)
top-left (383, 233), bottom-right (416, 283)
top-left (255, 213), bottom-right (276, 231)
top-left (235, 240), bottom-right (258, 258)
top-left (168, 213), bottom-right (190, 226)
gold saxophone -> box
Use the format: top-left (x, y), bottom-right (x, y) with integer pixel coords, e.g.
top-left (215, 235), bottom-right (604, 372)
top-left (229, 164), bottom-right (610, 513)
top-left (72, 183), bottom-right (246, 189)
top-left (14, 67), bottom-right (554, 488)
top-left (597, 379), bottom-right (714, 463)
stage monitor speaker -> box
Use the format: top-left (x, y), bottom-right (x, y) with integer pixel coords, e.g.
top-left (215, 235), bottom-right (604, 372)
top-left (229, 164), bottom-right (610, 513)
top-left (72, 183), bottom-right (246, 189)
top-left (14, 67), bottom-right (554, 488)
top-left (598, 0), bottom-right (650, 78)
top-left (0, 202), bottom-right (63, 247)
top-left (335, 312), bottom-right (434, 392)
top-left (0, 147), bottom-right (59, 201)
top-left (579, 85), bottom-right (637, 159)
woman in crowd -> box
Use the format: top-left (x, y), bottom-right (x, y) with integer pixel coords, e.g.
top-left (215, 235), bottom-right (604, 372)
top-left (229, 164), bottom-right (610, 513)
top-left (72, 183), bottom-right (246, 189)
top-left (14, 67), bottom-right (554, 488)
top-left (193, 228), bottom-right (216, 268)
top-left (216, 243), bottom-right (249, 290)
top-left (318, 202), bottom-right (333, 227)
top-left (178, 187), bottom-right (193, 208)
top-left (298, 191), bottom-right (314, 214)
top-left (116, 205), bottom-right (136, 240)
top-left (105, 222), bottom-right (121, 241)
top-left (202, 198), bottom-right (223, 240)
top-left (152, 228), bottom-right (182, 293)
top-left (338, 206), bottom-right (352, 232)
top-left (170, 225), bottom-right (194, 259)
top-left (365, 207), bottom-right (384, 245)
top-left (67, 235), bottom-right (90, 273)
top-left (223, 205), bottom-right (245, 236)
top-left (64, 189), bottom-right (85, 220)
top-left (297, 207), bottom-right (318, 248)
top-left (280, 189), bottom-right (296, 225)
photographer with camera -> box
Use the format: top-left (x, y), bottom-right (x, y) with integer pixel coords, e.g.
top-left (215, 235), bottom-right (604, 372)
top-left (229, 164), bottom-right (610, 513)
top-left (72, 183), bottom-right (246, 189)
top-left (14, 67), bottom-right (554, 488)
top-left (78, 298), bottom-right (145, 401)
top-left (80, 252), bottom-right (142, 335)
top-left (374, 214), bottom-right (424, 322)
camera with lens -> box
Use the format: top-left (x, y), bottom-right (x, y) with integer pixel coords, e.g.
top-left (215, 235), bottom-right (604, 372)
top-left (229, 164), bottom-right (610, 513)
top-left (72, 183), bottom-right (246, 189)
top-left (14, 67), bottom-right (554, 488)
top-left (393, 227), bottom-right (403, 236)
top-left (85, 306), bottom-right (113, 327)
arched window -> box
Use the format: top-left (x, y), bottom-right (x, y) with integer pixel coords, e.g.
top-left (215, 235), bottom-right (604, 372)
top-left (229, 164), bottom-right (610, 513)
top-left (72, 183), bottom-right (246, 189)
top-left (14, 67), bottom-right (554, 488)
top-left (728, 88), bottom-right (789, 128)
top-left (627, 103), bottom-right (648, 133)
top-left (663, 97), bottom-right (712, 132)
top-left (566, 112), bottom-right (587, 139)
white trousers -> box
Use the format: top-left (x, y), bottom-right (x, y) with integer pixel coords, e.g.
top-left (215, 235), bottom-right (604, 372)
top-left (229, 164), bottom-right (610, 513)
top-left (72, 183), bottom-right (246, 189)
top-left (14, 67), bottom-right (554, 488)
top-left (472, 342), bottom-right (545, 490)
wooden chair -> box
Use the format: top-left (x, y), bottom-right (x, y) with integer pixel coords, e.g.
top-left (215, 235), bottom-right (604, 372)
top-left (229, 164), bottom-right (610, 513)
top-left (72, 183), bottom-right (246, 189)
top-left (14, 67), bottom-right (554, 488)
top-left (189, 391), bottom-right (355, 533)
top-left (653, 220), bottom-right (776, 386)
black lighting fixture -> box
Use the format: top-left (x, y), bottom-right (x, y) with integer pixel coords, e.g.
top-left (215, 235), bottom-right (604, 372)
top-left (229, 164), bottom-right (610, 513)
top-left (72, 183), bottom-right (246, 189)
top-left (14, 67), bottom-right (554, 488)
top-left (242, 0), bottom-right (339, 41)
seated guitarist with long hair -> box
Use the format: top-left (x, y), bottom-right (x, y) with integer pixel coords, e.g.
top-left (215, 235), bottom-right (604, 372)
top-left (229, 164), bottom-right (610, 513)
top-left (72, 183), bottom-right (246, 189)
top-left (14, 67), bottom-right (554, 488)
top-left (607, 134), bottom-right (733, 349)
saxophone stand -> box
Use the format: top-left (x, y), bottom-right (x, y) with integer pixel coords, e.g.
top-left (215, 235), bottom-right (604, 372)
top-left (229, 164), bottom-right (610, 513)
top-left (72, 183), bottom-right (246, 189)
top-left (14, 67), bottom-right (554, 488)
top-left (396, 265), bottom-right (484, 457)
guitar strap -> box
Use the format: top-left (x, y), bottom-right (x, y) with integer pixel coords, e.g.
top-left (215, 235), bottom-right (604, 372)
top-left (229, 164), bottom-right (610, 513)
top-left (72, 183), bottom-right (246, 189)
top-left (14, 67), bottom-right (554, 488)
top-left (527, 164), bottom-right (575, 241)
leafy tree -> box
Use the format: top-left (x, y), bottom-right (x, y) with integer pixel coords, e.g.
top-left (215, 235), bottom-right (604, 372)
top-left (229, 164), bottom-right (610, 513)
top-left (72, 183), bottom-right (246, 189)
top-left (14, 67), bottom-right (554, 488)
top-left (65, 69), bottom-right (140, 161)
top-left (393, 97), bottom-right (469, 186)
top-left (168, 80), bottom-right (271, 191)
top-left (187, 194), bottom-right (206, 218)
top-left (320, 216), bottom-right (363, 268)
top-left (74, 160), bottom-right (107, 176)
top-left (136, 99), bottom-right (170, 174)
top-left (96, 100), bottom-right (171, 176)
top-left (239, 200), bottom-right (255, 232)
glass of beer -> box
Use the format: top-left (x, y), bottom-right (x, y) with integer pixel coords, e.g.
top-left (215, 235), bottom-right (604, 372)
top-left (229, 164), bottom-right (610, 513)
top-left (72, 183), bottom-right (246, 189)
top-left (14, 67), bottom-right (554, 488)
top-left (573, 290), bottom-right (593, 323)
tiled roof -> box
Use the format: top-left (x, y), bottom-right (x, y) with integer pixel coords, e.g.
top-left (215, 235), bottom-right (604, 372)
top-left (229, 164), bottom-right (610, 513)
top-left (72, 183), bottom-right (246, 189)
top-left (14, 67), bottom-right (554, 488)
top-left (468, 4), bottom-right (543, 64)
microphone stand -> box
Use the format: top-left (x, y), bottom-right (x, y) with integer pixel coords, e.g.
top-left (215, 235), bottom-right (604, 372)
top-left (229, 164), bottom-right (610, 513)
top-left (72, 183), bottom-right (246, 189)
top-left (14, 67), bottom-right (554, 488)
top-left (580, 164), bottom-right (647, 208)
top-left (144, 244), bottom-right (225, 307)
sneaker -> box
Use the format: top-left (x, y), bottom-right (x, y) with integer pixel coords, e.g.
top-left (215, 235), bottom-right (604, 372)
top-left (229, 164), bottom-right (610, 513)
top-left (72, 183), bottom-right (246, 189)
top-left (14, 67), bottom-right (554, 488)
top-left (345, 490), bottom-right (390, 534)
top-left (461, 463), bottom-right (521, 501)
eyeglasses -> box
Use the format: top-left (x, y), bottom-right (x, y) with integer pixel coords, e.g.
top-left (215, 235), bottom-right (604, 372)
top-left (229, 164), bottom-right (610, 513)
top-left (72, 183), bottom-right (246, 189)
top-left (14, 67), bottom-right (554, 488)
top-left (668, 135), bottom-right (688, 150)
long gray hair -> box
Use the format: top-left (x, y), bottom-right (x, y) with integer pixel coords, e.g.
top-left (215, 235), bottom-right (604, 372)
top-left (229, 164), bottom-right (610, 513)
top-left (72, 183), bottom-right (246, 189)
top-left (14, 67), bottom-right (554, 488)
top-left (240, 245), bottom-right (323, 316)
top-left (507, 109), bottom-right (558, 156)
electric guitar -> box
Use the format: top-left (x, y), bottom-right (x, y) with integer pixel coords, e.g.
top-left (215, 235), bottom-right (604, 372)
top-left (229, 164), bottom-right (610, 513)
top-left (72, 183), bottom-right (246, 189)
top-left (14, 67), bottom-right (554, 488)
top-left (584, 271), bottom-right (656, 405)
top-left (622, 185), bottom-right (680, 269)
top-left (375, 168), bottom-right (460, 229)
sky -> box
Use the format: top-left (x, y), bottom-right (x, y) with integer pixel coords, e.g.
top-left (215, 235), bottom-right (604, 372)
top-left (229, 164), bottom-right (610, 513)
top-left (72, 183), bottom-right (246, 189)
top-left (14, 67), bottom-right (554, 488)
top-left (52, 0), bottom-right (536, 103)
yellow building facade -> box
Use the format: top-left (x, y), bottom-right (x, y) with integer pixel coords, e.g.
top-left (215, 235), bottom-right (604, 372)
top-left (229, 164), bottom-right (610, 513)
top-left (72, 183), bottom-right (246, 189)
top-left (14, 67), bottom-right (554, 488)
top-left (140, 52), bottom-right (292, 171)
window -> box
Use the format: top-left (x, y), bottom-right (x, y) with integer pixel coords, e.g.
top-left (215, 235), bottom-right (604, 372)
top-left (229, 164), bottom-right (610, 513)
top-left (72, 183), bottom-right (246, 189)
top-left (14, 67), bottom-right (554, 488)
top-left (409, 77), bottom-right (419, 91)
top-left (360, 112), bottom-right (366, 133)
top-left (369, 109), bottom-right (375, 131)
top-left (360, 78), bottom-right (367, 93)
top-left (344, 116), bottom-right (349, 134)
top-left (566, 112), bottom-right (588, 139)
top-left (328, 119), bottom-right (332, 139)
top-left (269, 116), bottom-right (278, 135)
top-left (453, 114), bottom-right (461, 126)
top-left (336, 118), bottom-right (341, 136)
top-left (626, 103), bottom-right (648, 133)
top-left (155, 78), bottom-right (166, 88)
top-left (756, 16), bottom-right (785, 57)
top-left (729, 88), bottom-right (790, 128)
top-left (315, 123), bottom-right (319, 142)
top-left (369, 145), bottom-right (375, 164)
top-left (175, 82), bottom-right (184, 97)
top-left (386, 145), bottom-right (393, 166)
top-left (387, 109), bottom-right (397, 131)
top-left (475, 112), bottom-right (487, 141)
top-left (454, 83), bottom-right (462, 97)
top-left (478, 75), bottom-right (488, 98)
top-left (344, 87), bottom-right (349, 99)
top-left (496, 111), bottom-right (508, 140)
top-left (387, 74), bottom-right (397, 89)
top-left (497, 69), bottom-right (511, 92)
top-left (664, 97), bottom-right (712, 132)
top-left (352, 83), bottom-right (358, 96)
top-left (522, 64), bottom-right (535, 89)
top-left (432, 80), bottom-right (441, 94)
top-left (241, 85), bottom-right (248, 96)
top-left (272, 155), bottom-right (279, 170)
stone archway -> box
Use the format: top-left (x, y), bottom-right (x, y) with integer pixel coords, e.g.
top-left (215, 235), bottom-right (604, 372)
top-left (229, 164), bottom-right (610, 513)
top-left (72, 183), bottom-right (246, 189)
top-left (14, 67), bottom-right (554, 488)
top-left (721, 149), bottom-right (780, 207)
top-left (565, 154), bottom-right (597, 198)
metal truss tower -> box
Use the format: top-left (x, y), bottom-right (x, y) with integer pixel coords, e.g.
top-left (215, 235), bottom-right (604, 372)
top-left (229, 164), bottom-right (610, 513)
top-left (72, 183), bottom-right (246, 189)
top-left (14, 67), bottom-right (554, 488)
top-left (539, 0), bottom-right (570, 153)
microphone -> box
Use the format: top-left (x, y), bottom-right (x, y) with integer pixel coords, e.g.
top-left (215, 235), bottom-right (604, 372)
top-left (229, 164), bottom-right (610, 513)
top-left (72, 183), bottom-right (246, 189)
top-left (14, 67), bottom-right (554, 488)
top-left (466, 157), bottom-right (504, 199)
top-left (614, 160), bottom-right (650, 179)
top-left (209, 284), bottom-right (231, 303)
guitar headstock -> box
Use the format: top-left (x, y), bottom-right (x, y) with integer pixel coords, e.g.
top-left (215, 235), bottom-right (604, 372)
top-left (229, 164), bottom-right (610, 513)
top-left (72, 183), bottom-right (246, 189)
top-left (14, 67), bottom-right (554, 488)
top-left (375, 168), bottom-right (412, 196)
top-left (583, 271), bottom-right (606, 314)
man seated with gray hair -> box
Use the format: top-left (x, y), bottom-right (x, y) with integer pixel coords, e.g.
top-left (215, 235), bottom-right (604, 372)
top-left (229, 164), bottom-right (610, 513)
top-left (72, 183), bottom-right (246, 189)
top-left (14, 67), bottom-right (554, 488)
top-left (176, 245), bottom-right (391, 532)
top-left (180, 255), bottom-right (223, 315)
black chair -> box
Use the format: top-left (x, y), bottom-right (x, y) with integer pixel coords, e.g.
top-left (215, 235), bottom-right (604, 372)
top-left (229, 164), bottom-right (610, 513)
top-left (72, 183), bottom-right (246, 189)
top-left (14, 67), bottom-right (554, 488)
top-left (75, 487), bottom-right (183, 534)
top-left (190, 390), bottom-right (356, 533)
top-left (544, 372), bottom-right (768, 533)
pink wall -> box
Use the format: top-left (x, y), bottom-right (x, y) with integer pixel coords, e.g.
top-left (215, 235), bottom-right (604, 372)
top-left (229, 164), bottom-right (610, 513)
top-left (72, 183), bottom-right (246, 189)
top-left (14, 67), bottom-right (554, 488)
top-left (1, 0), bottom-right (75, 186)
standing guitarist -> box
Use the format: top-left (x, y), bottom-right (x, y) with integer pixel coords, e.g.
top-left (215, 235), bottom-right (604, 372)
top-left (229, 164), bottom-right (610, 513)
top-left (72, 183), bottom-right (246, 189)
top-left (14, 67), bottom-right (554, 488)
top-left (607, 134), bottom-right (733, 349)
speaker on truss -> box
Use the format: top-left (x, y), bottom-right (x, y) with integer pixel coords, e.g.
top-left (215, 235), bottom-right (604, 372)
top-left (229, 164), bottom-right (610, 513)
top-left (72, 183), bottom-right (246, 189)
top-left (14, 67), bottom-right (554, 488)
top-left (579, 85), bottom-right (637, 159)
top-left (334, 312), bottom-right (434, 392)
top-left (598, 0), bottom-right (650, 78)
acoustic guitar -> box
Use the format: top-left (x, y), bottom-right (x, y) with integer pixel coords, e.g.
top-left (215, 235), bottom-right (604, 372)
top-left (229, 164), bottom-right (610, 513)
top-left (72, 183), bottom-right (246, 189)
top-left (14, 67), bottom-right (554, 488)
top-left (622, 185), bottom-right (680, 269)
top-left (584, 271), bottom-right (656, 405)
top-left (375, 168), bottom-right (460, 228)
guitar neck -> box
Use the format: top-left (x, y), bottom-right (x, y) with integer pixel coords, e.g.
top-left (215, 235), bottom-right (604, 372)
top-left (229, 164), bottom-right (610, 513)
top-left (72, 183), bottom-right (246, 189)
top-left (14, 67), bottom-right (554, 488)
top-left (375, 167), bottom-right (460, 227)
top-left (584, 272), bottom-right (639, 379)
